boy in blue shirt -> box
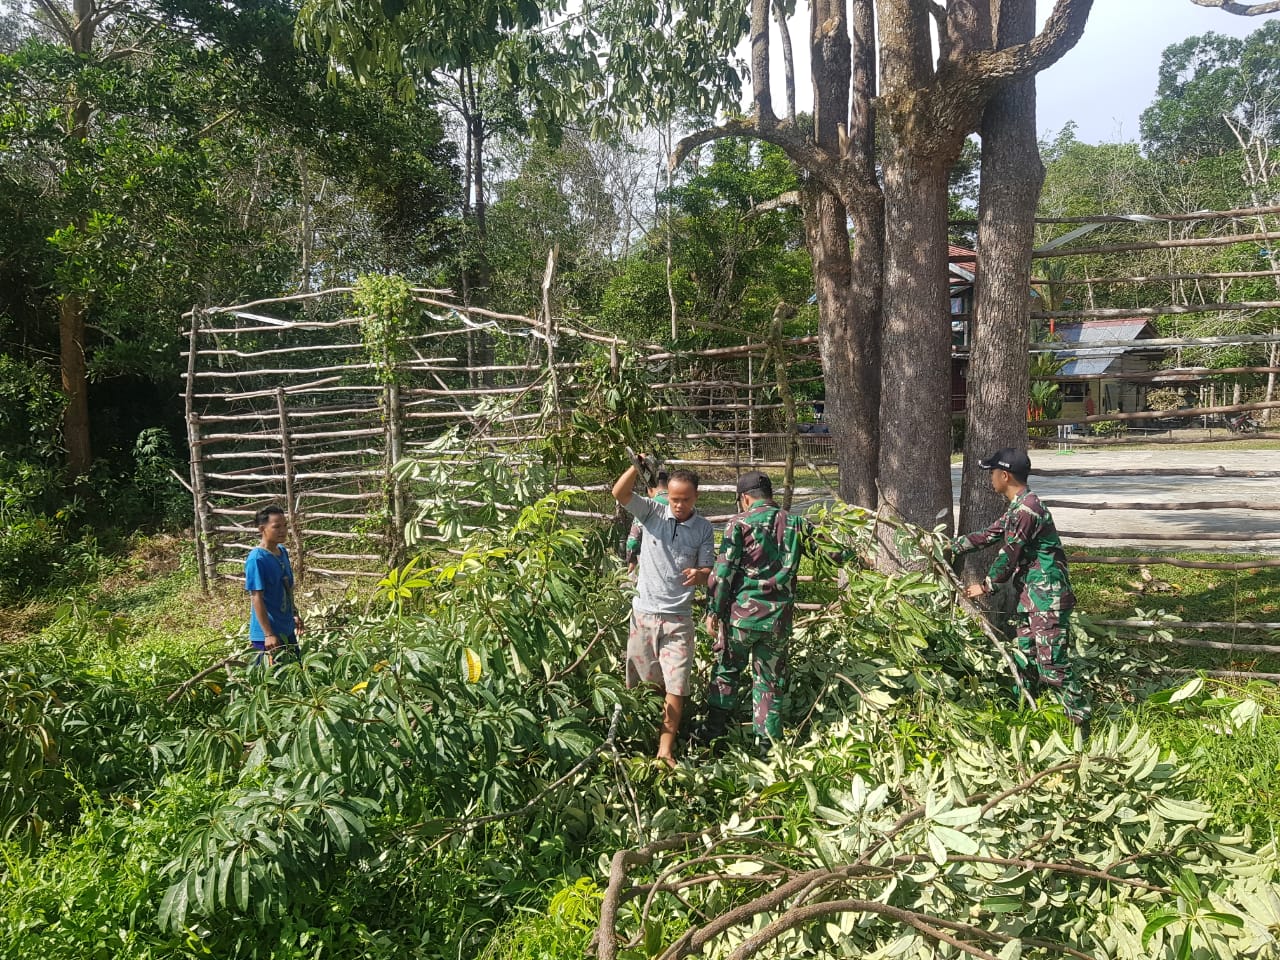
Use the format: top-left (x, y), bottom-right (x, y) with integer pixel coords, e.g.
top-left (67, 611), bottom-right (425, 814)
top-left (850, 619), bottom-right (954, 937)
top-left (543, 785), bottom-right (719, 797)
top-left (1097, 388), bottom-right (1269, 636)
top-left (246, 505), bottom-right (302, 662)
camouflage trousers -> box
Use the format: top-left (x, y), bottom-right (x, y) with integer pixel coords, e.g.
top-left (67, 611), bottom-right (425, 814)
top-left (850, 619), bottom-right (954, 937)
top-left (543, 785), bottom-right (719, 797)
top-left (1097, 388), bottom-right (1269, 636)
top-left (1013, 609), bottom-right (1091, 725)
top-left (705, 626), bottom-right (787, 741)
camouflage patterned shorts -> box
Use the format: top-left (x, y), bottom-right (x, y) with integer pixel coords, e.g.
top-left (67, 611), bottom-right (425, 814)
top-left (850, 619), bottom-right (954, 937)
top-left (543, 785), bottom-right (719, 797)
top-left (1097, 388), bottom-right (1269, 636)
top-left (626, 610), bottom-right (695, 696)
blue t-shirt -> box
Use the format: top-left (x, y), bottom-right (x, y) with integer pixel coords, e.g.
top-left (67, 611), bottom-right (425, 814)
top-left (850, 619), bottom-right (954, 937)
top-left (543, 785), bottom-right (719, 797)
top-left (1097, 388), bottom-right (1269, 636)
top-left (245, 546), bottom-right (295, 644)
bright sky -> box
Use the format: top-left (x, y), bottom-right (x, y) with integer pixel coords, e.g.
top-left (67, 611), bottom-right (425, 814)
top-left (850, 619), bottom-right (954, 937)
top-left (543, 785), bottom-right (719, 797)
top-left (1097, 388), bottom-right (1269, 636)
top-left (1035, 0), bottom-right (1267, 144)
top-left (758, 1), bottom-right (1272, 146)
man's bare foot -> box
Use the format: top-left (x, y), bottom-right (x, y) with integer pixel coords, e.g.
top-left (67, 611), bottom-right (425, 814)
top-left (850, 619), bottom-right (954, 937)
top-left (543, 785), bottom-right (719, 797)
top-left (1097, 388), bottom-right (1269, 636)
top-left (655, 754), bottom-right (677, 769)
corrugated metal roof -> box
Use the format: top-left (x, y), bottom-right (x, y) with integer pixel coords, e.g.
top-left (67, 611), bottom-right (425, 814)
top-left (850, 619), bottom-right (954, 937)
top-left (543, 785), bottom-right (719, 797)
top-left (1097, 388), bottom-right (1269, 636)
top-left (1059, 356), bottom-right (1119, 376)
top-left (1054, 320), bottom-right (1151, 344)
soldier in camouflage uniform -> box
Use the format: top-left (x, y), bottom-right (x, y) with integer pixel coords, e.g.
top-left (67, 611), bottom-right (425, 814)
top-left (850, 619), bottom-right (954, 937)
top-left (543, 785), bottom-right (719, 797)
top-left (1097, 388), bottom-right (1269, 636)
top-left (695, 471), bottom-right (816, 755)
top-left (952, 448), bottom-right (1092, 734)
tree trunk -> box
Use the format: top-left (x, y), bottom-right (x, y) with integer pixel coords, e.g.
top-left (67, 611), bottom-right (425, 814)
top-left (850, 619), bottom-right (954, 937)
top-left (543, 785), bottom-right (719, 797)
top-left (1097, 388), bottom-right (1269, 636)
top-left (61, 1), bottom-right (97, 477)
top-left (877, 149), bottom-right (954, 530)
top-left (958, 0), bottom-right (1042, 580)
top-left (806, 185), bottom-right (881, 508)
top-left (59, 292), bottom-right (92, 476)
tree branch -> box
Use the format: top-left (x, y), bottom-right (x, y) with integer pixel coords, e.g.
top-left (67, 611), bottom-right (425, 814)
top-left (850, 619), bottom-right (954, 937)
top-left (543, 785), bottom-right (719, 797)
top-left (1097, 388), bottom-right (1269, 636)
top-left (963, 0), bottom-right (1095, 85)
top-left (745, 190), bottom-right (801, 218)
top-left (889, 854), bottom-right (1172, 895)
top-left (31, 0), bottom-right (74, 44)
top-left (165, 652), bottom-right (252, 703)
top-left (1190, 0), bottom-right (1280, 13)
top-left (671, 119), bottom-right (847, 204)
top-left (597, 830), bottom-right (727, 960)
top-left (772, 0), bottom-right (795, 123)
top-left (722, 898), bottom-right (1005, 960)
top-left (750, 0), bottom-right (775, 127)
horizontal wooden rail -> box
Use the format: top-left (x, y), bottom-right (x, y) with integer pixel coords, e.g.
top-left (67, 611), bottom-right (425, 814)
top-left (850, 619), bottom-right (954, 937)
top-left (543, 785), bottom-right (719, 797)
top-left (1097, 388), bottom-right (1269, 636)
top-left (951, 203), bottom-right (1280, 227)
top-left (1031, 300), bottom-right (1280, 321)
top-left (1040, 268), bottom-right (1280, 286)
top-left (1052, 365), bottom-right (1280, 383)
top-left (205, 468), bottom-right (382, 482)
top-left (1095, 619), bottom-right (1280, 631)
top-left (1062, 529), bottom-right (1280, 542)
top-left (1032, 401), bottom-right (1280, 428)
top-left (1031, 333), bottom-right (1280, 352)
top-left (1032, 229), bottom-right (1280, 259)
top-left (1041, 433), bottom-right (1280, 447)
top-left (1068, 554), bottom-right (1280, 569)
top-left (1044, 499), bottom-right (1280, 511)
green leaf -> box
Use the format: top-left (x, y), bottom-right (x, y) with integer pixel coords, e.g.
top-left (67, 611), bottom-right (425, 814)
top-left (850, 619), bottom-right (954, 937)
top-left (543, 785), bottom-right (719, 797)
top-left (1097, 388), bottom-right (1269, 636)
top-left (1142, 910), bottom-right (1181, 948)
top-left (927, 830), bottom-right (948, 866)
top-left (932, 825), bottom-right (978, 855)
top-left (1201, 911), bottom-right (1245, 929)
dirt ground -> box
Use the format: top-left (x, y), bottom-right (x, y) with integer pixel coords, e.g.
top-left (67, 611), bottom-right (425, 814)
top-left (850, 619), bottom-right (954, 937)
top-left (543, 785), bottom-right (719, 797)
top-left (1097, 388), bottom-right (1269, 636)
top-left (953, 445), bottom-right (1280, 552)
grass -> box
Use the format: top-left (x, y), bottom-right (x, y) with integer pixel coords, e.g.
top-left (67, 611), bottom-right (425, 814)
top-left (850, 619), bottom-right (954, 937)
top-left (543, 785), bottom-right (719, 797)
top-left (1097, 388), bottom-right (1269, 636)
top-left (1, 534), bottom-right (243, 658)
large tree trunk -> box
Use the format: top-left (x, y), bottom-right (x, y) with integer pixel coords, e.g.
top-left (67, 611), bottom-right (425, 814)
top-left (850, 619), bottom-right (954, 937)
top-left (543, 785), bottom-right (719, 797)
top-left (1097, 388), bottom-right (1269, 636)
top-left (958, 0), bottom-right (1042, 578)
top-left (806, 186), bottom-right (878, 507)
top-left (877, 149), bottom-right (954, 529)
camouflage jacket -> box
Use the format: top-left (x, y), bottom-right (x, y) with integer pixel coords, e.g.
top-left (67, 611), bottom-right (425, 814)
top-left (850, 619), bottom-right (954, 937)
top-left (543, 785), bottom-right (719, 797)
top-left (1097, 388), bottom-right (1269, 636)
top-left (952, 489), bottom-right (1075, 613)
top-left (625, 491), bottom-right (668, 564)
top-left (708, 500), bottom-right (813, 636)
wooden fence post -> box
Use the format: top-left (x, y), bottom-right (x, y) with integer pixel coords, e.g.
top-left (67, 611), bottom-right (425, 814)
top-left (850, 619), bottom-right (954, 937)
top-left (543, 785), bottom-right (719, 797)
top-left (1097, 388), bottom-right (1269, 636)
top-left (275, 386), bottom-right (305, 584)
top-left (769, 303), bottom-right (799, 510)
top-left (385, 382), bottom-right (406, 566)
top-left (185, 310), bottom-right (212, 593)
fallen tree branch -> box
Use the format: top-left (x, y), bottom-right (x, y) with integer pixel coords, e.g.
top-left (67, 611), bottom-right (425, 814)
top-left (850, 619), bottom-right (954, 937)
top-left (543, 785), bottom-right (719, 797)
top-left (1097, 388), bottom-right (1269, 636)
top-left (165, 651), bottom-right (252, 703)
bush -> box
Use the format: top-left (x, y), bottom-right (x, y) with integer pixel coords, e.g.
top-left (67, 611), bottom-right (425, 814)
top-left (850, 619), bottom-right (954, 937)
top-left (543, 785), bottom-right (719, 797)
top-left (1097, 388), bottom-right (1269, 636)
top-left (1090, 418), bottom-right (1127, 437)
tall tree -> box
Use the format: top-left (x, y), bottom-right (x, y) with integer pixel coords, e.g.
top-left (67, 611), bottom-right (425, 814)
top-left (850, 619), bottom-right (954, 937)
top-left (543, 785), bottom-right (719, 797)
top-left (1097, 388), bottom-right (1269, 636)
top-left (1141, 20), bottom-right (1280, 160)
top-left (2, 0), bottom-right (460, 483)
top-left (595, 0), bottom-right (1093, 524)
top-left (958, 0), bottom-right (1042, 579)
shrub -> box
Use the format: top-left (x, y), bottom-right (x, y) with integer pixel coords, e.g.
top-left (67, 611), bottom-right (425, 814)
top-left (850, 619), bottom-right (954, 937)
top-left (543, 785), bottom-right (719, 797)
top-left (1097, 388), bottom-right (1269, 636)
top-left (1090, 418), bottom-right (1127, 437)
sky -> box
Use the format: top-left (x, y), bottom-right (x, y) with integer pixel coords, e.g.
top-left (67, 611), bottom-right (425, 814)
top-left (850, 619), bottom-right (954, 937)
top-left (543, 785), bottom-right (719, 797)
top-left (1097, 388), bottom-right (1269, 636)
top-left (1034, 1), bottom-right (1267, 144)
top-left (760, 1), bottom-right (1271, 146)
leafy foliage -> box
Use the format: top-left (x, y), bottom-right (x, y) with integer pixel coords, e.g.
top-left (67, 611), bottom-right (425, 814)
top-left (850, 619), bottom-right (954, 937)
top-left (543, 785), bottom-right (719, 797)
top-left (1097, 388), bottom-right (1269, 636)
top-left (354, 273), bottom-right (419, 383)
top-left (4, 489), bottom-right (1280, 958)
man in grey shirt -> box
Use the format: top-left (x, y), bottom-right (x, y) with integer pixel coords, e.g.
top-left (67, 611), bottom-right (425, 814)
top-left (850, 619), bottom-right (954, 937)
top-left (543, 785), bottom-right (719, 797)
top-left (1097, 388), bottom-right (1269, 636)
top-left (612, 459), bottom-right (715, 766)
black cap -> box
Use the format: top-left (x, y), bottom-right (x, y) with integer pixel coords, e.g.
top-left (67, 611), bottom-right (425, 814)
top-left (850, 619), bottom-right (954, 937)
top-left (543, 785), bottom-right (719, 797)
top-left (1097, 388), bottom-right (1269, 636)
top-left (736, 470), bottom-right (772, 495)
top-left (978, 448), bottom-right (1031, 478)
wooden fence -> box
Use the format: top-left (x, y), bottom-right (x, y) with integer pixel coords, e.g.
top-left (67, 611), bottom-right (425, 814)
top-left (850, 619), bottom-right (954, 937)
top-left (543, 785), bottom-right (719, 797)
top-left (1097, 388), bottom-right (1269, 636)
top-left (182, 286), bottom-right (826, 588)
top-left (184, 203), bottom-right (1280, 665)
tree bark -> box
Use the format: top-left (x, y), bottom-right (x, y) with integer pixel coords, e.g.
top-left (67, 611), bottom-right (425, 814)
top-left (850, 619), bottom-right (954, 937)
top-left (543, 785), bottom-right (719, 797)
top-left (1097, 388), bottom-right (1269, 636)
top-left (877, 148), bottom-right (955, 530)
top-left (958, 0), bottom-right (1042, 579)
top-left (806, 188), bottom-right (869, 507)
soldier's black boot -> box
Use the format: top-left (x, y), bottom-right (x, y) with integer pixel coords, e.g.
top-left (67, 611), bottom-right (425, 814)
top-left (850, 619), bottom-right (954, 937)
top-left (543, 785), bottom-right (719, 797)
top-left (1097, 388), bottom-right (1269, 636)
top-left (753, 734), bottom-right (773, 761)
top-left (690, 706), bottom-right (732, 751)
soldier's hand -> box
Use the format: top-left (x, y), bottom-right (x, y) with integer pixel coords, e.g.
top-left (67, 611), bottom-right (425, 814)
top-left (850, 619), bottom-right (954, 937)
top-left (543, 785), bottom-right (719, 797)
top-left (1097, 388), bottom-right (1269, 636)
top-left (704, 614), bottom-right (719, 635)
top-left (964, 583), bottom-right (987, 600)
